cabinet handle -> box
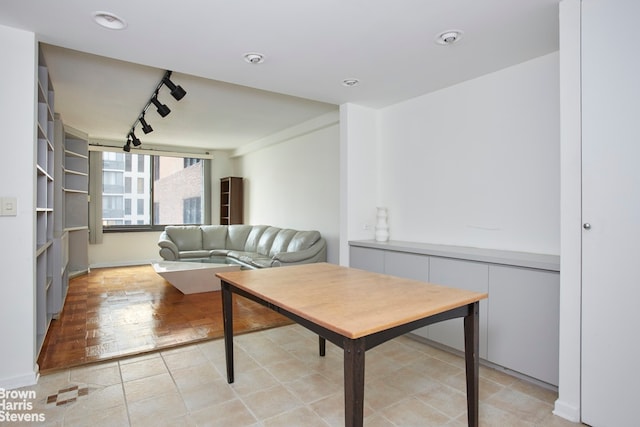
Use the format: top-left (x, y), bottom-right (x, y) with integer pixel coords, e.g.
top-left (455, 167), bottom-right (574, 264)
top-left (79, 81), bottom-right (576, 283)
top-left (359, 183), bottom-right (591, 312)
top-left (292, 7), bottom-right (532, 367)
top-left (583, 223), bottom-right (591, 230)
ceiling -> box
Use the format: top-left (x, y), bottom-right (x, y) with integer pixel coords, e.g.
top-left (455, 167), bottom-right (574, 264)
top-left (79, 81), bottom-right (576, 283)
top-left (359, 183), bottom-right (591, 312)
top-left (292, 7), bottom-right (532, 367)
top-left (0, 0), bottom-right (559, 152)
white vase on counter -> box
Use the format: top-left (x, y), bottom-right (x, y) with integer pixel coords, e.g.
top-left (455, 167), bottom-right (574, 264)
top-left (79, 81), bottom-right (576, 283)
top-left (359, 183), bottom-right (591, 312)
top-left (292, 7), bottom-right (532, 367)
top-left (374, 207), bottom-right (389, 242)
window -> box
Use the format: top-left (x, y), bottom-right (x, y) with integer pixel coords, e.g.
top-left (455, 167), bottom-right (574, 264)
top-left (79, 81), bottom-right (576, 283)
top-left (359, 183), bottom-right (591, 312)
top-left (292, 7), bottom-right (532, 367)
top-left (98, 151), bottom-right (210, 230)
top-left (103, 195), bottom-right (124, 225)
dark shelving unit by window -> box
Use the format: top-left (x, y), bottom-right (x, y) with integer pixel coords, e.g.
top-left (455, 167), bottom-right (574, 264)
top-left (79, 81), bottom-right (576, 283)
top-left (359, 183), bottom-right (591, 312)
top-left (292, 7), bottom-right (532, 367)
top-left (220, 177), bottom-right (243, 225)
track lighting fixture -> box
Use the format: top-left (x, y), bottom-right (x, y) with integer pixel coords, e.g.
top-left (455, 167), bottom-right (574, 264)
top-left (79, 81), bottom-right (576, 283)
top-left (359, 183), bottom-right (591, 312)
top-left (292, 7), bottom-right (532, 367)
top-left (129, 131), bottom-right (141, 146)
top-left (163, 74), bottom-right (187, 100)
top-left (151, 95), bottom-right (171, 117)
top-left (123, 70), bottom-right (187, 151)
top-left (140, 114), bottom-right (153, 134)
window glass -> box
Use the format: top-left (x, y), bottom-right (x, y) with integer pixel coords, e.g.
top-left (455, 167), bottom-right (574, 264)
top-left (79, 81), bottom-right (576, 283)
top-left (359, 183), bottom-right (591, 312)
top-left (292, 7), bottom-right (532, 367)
top-left (100, 152), bottom-right (207, 230)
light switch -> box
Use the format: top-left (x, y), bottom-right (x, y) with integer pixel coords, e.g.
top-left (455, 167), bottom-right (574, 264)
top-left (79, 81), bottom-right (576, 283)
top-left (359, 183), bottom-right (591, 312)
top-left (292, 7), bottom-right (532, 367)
top-left (1, 197), bottom-right (17, 216)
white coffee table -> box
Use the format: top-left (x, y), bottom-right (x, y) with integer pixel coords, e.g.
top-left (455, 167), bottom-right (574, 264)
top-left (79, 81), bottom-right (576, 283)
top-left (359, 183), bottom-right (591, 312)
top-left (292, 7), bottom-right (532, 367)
top-left (151, 259), bottom-right (242, 294)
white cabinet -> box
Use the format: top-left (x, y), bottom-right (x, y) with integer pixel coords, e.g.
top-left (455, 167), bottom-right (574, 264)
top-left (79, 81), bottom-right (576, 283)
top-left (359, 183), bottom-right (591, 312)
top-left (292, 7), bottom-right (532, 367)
top-left (487, 265), bottom-right (559, 385)
top-left (422, 258), bottom-right (489, 360)
top-left (350, 246), bottom-right (384, 273)
top-left (578, 1), bottom-right (640, 424)
top-left (349, 240), bottom-right (560, 386)
top-left (383, 251), bottom-right (429, 281)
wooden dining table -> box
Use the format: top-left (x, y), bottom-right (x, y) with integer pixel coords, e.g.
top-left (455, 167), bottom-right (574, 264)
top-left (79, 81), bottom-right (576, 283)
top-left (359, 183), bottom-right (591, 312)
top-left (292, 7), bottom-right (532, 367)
top-left (217, 262), bottom-right (488, 427)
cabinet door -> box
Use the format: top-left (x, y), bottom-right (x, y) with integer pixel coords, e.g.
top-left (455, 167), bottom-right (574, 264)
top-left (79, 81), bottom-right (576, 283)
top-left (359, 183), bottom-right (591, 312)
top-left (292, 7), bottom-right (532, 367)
top-left (417, 257), bottom-right (488, 358)
top-left (349, 246), bottom-right (384, 273)
top-left (383, 251), bottom-right (429, 281)
top-left (580, 1), bottom-right (640, 425)
top-left (487, 265), bottom-right (559, 386)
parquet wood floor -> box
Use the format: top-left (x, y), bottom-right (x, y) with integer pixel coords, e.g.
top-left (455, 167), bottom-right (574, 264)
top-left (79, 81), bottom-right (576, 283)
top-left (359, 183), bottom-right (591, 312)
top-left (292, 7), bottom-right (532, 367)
top-left (37, 265), bottom-right (292, 373)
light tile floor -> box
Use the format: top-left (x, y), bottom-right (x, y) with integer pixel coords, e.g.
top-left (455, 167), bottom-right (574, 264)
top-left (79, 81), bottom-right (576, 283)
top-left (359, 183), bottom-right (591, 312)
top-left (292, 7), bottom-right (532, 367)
top-left (15, 325), bottom-right (582, 426)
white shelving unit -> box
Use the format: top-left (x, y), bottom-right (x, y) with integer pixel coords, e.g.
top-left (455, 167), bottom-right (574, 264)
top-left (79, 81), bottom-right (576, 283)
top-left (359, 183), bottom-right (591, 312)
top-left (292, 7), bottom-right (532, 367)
top-left (62, 126), bottom-right (89, 278)
top-left (51, 116), bottom-right (68, 319)
top-left (50, 121), bottom-right (89, 322)
top-left (35, 50), bottom-right (56, 353)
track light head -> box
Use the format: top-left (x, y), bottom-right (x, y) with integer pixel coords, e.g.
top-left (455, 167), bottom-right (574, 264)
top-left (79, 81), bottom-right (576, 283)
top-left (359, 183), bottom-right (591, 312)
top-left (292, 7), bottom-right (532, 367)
top-left (123, 140), bottom-right (131, 152)
top-left (130, 131), bottom-right (142, 146)
top-left (140, 115), bottom-right (153, 134)
top-left (151, 95), bottom-right (171, 117)
top-left (163, 75), bottom-right (186, 101)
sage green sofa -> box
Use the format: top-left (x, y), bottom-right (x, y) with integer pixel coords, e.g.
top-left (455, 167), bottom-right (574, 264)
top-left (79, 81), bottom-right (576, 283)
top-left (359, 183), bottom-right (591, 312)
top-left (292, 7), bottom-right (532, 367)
top-left (158, 224), bottom-right (327, 268)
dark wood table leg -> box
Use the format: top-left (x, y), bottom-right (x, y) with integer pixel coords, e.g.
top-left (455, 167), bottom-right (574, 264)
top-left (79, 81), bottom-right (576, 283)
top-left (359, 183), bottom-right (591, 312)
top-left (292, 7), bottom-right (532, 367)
top-left (221, 281), bottom-right (235, 383)
top-left (464, 301), bottom-right (480, 427)
top-left (319, 336), bottom-right (326, 356)
top-left (344, 338), bottom-right (366, 427)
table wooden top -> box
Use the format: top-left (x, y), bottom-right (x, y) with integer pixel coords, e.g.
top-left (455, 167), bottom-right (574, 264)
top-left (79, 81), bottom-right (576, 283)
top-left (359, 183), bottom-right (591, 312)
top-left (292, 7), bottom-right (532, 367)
top-left (216, 263), bottom-right (488, 339)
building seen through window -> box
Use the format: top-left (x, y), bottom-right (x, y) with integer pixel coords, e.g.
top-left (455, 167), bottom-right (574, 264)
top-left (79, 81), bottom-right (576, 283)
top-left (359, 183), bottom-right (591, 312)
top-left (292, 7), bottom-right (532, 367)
top-left (101, 153), bottom-right (204, 228)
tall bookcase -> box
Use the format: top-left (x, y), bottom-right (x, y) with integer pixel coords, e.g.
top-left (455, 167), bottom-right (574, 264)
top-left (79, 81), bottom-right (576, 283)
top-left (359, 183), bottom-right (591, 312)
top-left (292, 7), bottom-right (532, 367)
top-left (63, 126), bottom-right (89, 278)
top-left (51, 119), bottom-right (89, 321)
top-left (35, 50), bottom-right (56, 353)
top-left (220, 177), bottom-right (243, 224)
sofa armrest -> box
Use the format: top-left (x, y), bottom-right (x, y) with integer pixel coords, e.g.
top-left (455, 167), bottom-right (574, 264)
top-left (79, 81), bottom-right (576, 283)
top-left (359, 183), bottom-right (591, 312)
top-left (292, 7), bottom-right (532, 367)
top-left (158, 231), bottom-right (180, 261)
top-left (271, 238), bottom-right (327, 265)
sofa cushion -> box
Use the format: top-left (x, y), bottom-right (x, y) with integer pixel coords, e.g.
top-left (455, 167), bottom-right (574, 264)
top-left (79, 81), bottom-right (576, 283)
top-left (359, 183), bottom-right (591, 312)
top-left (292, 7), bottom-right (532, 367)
top-left (288, 230), bottom-right (321, 251)
top-left (256, 227), bottom-right (281, 255)
top-left (201, 225), bottom-right (228, 250)
top-left (243, 225), bottom-right (268, 252)
top-left (269, 229), bottom-right (298, 257)
top-left (179, 250), bottom-right (210, 259)
top-left (165, 226), bottom-right (202, 251)
top-left (226, 225), bottom-right (253, 251)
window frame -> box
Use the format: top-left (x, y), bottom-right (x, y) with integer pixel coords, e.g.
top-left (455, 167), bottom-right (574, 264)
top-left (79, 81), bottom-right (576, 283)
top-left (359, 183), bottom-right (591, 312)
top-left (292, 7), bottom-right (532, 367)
top-left (89, 146), bottom-right (212, 233)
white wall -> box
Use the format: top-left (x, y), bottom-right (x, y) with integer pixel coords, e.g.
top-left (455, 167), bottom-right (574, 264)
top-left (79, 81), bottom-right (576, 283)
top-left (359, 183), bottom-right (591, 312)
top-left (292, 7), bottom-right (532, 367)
top-left (0, 25), bottom-right (39, 388)
top-left (377, 52), bottom-right (560, 255)
top-left (236, 112), bottom-right (340, 264)
top-left (340, 103), bottom-right (380, 266)
top-left (88, 231), bottom-right (162, 267)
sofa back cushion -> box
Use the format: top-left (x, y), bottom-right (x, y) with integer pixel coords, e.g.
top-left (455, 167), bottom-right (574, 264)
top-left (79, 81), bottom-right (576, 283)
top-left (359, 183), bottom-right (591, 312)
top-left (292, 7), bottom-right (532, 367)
top-left (269, 229), bottom-right (298, 257)
top-left (226, 225), bottom-right (253, 251)
top-left (243, 225), bottom-right (268, 252)
top-left (287, 230), bottom-right (321, 252)
top-left (256, 227), bottom-right (281, 255)
top-left (201, 225), bottom-right (228, 250)
top-left (166, 226), bottom-right (202, 251)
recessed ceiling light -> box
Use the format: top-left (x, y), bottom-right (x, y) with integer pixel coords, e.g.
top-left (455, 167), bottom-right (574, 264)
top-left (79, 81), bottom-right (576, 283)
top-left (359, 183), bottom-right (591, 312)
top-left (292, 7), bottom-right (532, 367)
top-left (342, 79), bottom-right (360, 87)
top-left (92, 11), bottom-right (127, 30)
top-left (435, 30), bottom-right (463, 45)
top-left (244, 53), bottom-right (265, 64)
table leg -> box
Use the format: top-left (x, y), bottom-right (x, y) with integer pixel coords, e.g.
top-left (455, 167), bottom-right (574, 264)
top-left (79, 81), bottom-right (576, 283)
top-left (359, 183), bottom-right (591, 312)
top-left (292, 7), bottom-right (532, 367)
top-left (344, 338), bottom-right (366, 427)
top-left (464, 301), bottom-right (479, 427)
top-left (319, 336), bottom-right (326, 356)
top-left (222, 282), bottom-right (234, 383)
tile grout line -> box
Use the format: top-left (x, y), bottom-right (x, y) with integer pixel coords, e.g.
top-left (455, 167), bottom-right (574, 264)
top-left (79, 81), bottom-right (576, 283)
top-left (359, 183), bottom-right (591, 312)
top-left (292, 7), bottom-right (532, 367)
top-left (117, 359), bottom-right (133, 427)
